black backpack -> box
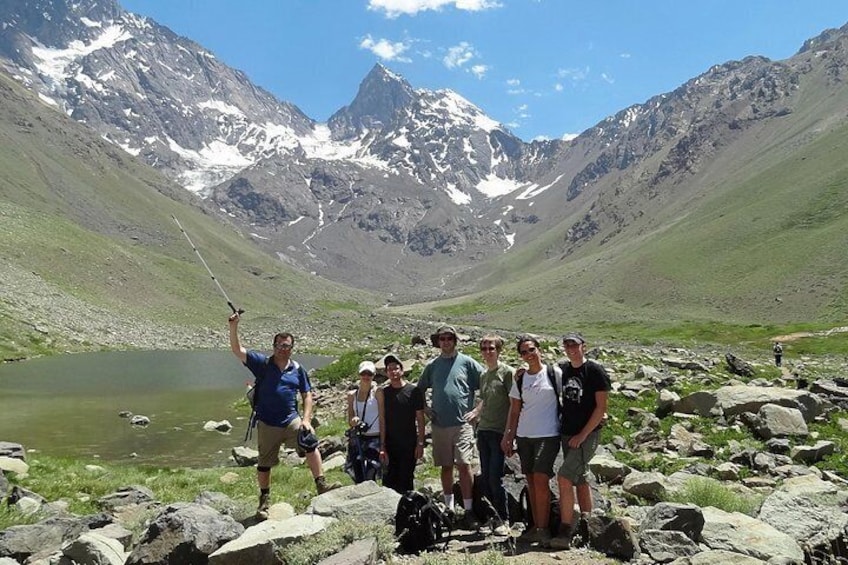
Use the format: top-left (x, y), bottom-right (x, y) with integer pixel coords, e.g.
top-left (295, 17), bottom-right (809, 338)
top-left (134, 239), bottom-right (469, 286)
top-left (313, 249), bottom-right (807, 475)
top-left (394, 490), bottom-right (452, 554)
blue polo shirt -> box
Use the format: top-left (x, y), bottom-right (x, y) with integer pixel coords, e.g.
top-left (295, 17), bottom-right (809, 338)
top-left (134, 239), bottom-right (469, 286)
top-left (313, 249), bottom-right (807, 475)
top-left (245, 351), bottom-right (310, 428)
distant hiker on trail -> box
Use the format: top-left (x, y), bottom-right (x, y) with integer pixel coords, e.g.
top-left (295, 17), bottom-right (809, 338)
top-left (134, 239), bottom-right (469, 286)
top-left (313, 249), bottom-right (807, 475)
top-left (471, 334), bottom-right (514, 536)
top-left (376, 353), bottom-right (426, 494)
top-left (548, 332), bottom-right (611, 550)
top-left (344, 360), bottom-right (382, 483)
top-left (773, 341), bottom-right (783, 367)
top-left (228, 313), bottom-right (340, 521)
top-left (502, 335), bottom-right (562, 547)
top-left (417, 324), bottom-right (485, 530)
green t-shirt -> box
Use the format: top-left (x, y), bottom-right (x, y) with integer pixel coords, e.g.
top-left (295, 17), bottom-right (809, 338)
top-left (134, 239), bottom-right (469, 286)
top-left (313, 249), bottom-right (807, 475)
top-left (477, 362), bottom-right (514, 434)
top-left (417, 352), bottom-right (483, 428)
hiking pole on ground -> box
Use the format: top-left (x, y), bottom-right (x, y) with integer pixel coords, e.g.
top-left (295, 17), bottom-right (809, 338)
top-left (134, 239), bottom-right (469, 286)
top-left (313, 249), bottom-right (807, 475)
top-left (171, 215), bottom-right (244, 315)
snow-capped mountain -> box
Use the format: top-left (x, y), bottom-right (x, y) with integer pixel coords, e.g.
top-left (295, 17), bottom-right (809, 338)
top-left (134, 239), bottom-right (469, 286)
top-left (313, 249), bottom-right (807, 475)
top-left (0, 0), bottom-right (553, 291)
top-left (3, 0), bottom-right (847, 298)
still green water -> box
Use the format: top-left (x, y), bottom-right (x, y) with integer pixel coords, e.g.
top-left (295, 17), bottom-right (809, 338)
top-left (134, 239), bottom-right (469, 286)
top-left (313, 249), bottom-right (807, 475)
top-left (0, 350), bottom-right (332, 468)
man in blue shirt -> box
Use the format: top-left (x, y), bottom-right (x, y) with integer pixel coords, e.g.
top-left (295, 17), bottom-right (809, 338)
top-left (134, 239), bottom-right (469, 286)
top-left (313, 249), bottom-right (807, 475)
top-left (229, 313), bottom-right (339, 520)
top-left (418, 324), bottom-right (484, 529)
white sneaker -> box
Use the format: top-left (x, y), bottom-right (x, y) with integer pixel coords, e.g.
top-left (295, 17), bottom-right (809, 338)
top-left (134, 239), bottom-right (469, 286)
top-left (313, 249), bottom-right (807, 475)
top-left (492, 523), bottom-right (510, 536)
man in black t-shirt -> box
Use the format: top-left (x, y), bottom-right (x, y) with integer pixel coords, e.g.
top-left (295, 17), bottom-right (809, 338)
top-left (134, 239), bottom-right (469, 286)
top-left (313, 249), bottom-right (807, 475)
top-left (549, 333), bottom-right (611, 550)
top-left (376, 354), bottom-right (426, 493)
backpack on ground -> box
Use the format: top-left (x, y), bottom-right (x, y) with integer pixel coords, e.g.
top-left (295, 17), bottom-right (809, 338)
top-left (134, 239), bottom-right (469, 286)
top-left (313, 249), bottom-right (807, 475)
top-left (394, 490), bottom-right (453, 554)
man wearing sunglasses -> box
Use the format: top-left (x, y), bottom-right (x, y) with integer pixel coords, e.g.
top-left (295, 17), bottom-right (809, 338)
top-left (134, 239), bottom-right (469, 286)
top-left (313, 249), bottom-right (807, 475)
top-left (418, 324), bottom-right (485, 530)
top-left (229, 313), bottom-right (340, 520)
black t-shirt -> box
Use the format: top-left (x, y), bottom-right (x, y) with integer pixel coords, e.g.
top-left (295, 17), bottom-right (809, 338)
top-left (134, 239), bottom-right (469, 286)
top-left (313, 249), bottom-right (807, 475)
top-left (383, 383), bottom-right (425, 448)
top-left (559, 360), bottom-right (612, 436)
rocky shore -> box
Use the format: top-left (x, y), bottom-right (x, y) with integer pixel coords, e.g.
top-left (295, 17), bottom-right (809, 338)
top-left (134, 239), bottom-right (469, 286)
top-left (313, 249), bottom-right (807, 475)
top-left (3, 340), bottom-right (848, 564)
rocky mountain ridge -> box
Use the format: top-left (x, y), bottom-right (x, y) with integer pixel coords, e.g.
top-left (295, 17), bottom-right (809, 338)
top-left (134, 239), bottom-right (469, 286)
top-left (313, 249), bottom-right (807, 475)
top-left (2, 0), bottom-right (847, 303)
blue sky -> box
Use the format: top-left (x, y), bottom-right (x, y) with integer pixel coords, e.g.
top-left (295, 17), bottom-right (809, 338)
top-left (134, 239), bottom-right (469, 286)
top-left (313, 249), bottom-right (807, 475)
top-left (119, 0), bottom-right (847, 141)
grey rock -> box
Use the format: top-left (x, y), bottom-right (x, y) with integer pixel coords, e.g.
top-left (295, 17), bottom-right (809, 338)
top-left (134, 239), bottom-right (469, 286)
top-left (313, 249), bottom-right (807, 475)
top-left (127, 503), bottom-right (244, 565)
top-left (623, 471), bottom-right (669, 502)
top-left (641, 502), bottom-right (705, 541)
top-left (208, 514), bottom-right (336, 565)
top-left (231, 446), bottom-right (259, 467)
top-left (316, 537), bottom-right (378, 565)
top-left (790, 441), bottom-right (836, 464)
top-left (753, 405), bottom-right (808, 440)
top-left (129, 415), bottom-right (150, 427)
top-left (640, 529), bottom-right (701, 563)
top-left (306, 481), bottom-right (401, 524)
top-left (62, 532), bottom-right (127, 565)
top-left (585, 513), bottom-right (640, 560)
top-left (97, 486), bottom-right (155, 511)
top-left (700, 506), bottom-right (804, 562)
top-left (668, 549), bottom-right (767, 564)
top-left (589, 454), bottom-right (632, 484)
top-left (0, 443), bottom-right (25, 461)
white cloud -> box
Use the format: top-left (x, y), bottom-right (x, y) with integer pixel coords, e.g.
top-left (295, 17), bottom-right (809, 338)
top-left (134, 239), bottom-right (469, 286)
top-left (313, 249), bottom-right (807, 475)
top-left (506, 78), bottom-right (520, 86)
top-left (601, 72), bottom-right (614, 84)
top-left (359, 35), bottom-right (412, 62)
top-left (443, 41), bottom-right (476, 69)
top-left (470, 64), bottom-right (488, 79)
top-left (620, 52), bottom-right (631, 59)
top-left (506, 88), bottom-right (526, 95)
top-left (557, 66), bottom-right (589, 82)
top-left (368, 0), bottom-right (502, 18)
top-left (554, 83), bottom-right (563, 91)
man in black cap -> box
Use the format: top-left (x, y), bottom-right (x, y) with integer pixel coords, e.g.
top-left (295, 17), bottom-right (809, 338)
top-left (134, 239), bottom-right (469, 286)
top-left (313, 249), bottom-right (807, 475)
top-left (549, 332), bottom-right (611, 550)
top-left (376, 353), bottom-right (426, 493)
top-left (418, 324), bottom-right (484, 529)
top-left (228, 313), bottom-right (340, 520)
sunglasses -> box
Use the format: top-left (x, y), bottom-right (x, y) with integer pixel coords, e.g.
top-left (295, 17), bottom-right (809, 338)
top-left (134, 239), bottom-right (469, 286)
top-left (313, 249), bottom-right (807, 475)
top-left (519, 346), bottom-right (537, 355)
top-left (274, 343), bottom-right (293, 350)
top-left (438, 335), bottom-right (455, 341)
top-left (480, 346), bottom-right (497, 352)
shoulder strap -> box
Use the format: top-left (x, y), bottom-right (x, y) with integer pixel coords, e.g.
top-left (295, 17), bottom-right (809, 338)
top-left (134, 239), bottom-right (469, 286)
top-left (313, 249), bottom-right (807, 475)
top-left (547, 364), bottom-right (561, 416)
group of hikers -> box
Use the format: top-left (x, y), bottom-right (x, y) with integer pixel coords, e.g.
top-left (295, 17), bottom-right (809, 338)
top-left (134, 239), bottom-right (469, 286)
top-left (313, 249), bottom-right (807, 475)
top-left (228, 315), bottom-right (610, 550)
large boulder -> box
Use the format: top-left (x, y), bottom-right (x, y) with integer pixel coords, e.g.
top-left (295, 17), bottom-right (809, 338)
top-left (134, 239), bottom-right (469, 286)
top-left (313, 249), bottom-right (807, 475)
top-left (0, 443), bottom-right (25, 461)
top-left (306, 481), bottom-right (401, 524)
top-left (639, 529), bottom-right (701, 563)
top-left (98, 485), bottom-right (156, 511)
top-left (640, 502), bottom-right (704, 542)
top-left (699, 506), bottom-right (804, 563)
top-left (751, 404), bottom-right (808, 440)
top-left (585, 513), bottom-right (640, 560)
top-left (757, 474), bottom-right (848, 556)
top-left (714, 386), bottom-right (823, 421)
top-left (62, 532), bottom-right (128, 565)
top-left (0, 517), bottom-right (88, 562)
top-left (208, 514), bottom-right (336, 565)
top-left (623, 471), bottom-right (669, 502)
top-left (126, 503), bottom-right (244, 565)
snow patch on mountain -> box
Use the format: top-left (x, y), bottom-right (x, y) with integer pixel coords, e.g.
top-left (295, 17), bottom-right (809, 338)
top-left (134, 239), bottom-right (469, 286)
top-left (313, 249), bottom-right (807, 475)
top-left (31, 24), bottom-right (132, 85)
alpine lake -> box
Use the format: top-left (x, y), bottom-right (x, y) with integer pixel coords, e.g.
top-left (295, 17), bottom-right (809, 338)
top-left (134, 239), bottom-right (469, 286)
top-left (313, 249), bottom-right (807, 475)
top-left (0, 350), bottom-right (333, 468)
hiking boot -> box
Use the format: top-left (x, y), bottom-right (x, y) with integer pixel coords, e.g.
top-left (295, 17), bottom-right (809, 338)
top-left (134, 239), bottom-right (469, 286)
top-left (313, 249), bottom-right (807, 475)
top-left (256, 492), bottom-right (270, 521)
top-left (315, 476), bottom-right (341, 495)
top-left (536, 528), bottom-right (552, 547)
top-left (548, 532), bottom-right (571, 550)
top-left (460, 511), bottom-right (481, 531)
top-left (518, 527), bottom-right (548, 544)
top-left (549, 522), bottom-right (576, 550)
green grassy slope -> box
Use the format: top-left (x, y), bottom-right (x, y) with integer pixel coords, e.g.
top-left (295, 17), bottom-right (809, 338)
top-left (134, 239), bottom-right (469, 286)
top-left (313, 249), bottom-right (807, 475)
top-left (396, 85), bottom-right (848, 338)
top-left (0, 73), bottom-right (380, 358)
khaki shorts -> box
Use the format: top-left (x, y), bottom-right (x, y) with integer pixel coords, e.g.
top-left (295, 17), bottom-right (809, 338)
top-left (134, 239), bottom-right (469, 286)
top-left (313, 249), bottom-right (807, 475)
top-left (257, 418), bottom-right (302, 468)
top-left (516, 436), bottom-right (560, 477)
top-left (431, 423), bottom-right (475, 467)
top-left (558, 429), bottom-right (600, 484)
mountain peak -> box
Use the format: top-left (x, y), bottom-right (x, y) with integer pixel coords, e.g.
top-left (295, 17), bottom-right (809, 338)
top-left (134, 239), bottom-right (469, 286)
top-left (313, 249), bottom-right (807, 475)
top-left (327, 64), bottom-right (415, 139)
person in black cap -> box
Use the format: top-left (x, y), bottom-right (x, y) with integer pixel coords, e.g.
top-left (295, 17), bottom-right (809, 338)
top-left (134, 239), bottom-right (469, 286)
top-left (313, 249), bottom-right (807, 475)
top-left (418, 324), bottom-right (485, 529)
top-left (228, 313), bottom-right (340, 521)
top-left (548, 332), bottom-right (611, 550)
top-left (376, 353), bottom-right (426, 493)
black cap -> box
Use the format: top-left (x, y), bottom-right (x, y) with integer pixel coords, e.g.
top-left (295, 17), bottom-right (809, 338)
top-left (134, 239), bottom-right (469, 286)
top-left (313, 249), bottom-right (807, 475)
top-left (297, 428), bottom-right (319, 453)
top-left (562, 332), bottom-right (585, 344)
top-left (383, 353), bottom-right (403, 369)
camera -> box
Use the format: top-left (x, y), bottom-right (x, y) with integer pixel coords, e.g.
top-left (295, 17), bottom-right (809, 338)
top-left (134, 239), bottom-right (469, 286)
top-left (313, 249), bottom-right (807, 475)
top-left (346, 420), bottom-right (370, 438)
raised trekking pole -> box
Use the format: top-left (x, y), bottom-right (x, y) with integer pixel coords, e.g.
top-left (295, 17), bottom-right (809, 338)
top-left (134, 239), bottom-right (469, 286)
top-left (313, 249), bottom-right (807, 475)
top-left (171, 215), bottom-right (244, 315)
